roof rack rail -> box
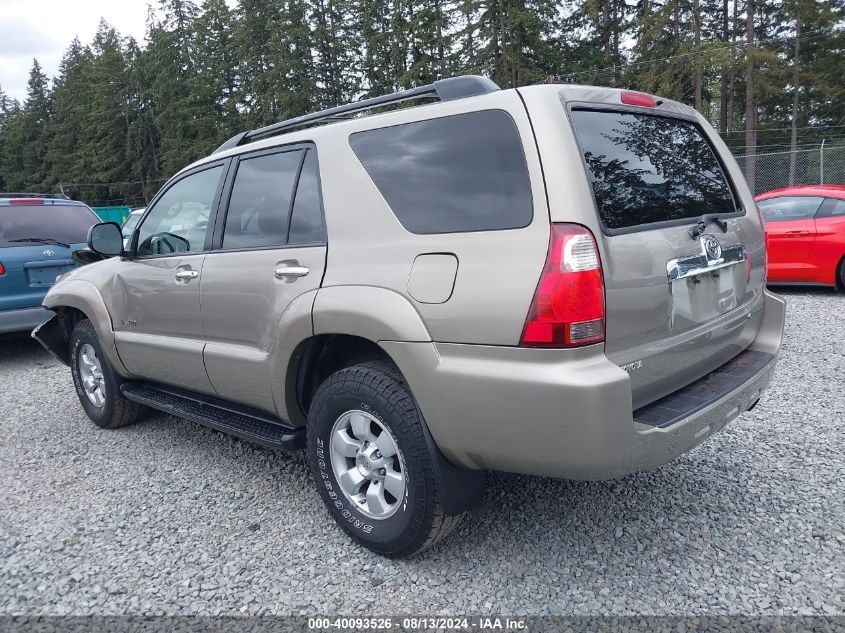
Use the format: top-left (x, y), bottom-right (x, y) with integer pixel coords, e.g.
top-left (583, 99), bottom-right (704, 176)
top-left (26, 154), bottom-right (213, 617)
top-left (0, 192), bottom-right (71, 199)
top-left (213, 75), bottom-right (501, 154)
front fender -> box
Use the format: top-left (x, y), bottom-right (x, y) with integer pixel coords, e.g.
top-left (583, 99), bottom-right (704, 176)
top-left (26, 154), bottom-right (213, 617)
top-left (41, 279), bottom-right (128, 375)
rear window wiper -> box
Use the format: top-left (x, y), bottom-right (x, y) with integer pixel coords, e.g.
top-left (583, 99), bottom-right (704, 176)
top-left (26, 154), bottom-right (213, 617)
top-left (8, 237), bottom-right (72, 248)
top-left (688, 214), bottom-right (729, 239)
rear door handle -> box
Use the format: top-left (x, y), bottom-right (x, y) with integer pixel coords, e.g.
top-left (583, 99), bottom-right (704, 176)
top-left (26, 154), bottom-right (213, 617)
top-left (274, 265), bottom-right (309, 279)
top-left (785, 230), bottom-right (810, 235)
top-left (175, 270), bottom-right (199, 280)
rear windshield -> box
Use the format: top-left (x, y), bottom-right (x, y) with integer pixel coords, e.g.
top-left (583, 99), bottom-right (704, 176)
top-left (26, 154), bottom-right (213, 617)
top-left (0, 204), bottom-right (99, 246)
top-left (570, 109), bottom-right (738, 232)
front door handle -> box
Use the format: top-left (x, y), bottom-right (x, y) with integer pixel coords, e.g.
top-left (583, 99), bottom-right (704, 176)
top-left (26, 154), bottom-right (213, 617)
top-left (175, 270), bottom-right (199, 280)
top-left (785, 230), bottom-right (810, 235)
top-left (274, 265), bottom-right (309, 279)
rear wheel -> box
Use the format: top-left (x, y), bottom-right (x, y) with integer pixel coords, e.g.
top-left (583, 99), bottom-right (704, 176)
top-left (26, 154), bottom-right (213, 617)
top-left (306, 361), bottom-right (462, 558)
top-left (69, 319), bottom-right (146, 429)
top-left (838, 256), bottom-right (845, 289)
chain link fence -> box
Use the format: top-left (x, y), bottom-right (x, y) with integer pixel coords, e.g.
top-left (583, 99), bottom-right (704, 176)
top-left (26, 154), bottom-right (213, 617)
top-left (733, 144), bottom-right (845, 195)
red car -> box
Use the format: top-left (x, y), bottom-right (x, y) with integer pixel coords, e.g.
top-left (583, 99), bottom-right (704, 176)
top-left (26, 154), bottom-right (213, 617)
top-left (755, 185), bottom-right (845, 287)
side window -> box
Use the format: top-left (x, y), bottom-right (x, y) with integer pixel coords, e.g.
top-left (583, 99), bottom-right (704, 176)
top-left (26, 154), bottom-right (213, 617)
top-left (288, 150), bottom-right (325, 244)
top-left (222, 150), bottom-right (302, 250)
top-left (757, 196), bottom-right (823, 223)
top-left (136, 165), bottom-right (223, 256)
top-left (349, 110), bottom-right (533, 234)
top-left (819, 197), bottom-right (845, 218)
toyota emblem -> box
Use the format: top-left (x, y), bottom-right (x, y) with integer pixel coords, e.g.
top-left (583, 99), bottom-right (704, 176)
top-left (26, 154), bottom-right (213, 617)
top-left (700, 235), bottom-right (722, 261)
top-left (42, 249), bottom-right (55, 257)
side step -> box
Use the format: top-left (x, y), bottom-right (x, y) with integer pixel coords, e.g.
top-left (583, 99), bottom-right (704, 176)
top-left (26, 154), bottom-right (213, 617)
top-left (121, 382), bottom-right (305, 450)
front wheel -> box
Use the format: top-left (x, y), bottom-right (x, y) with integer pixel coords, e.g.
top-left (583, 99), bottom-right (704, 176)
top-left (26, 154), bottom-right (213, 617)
top-left (69, 319), bottom-right (146, 429)
top-left (306, 361), bottom-right (462, 558)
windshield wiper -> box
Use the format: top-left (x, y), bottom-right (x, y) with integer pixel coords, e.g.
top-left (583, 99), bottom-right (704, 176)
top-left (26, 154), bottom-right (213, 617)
top-left (688, 214), bottom-right (729, 239)
top-left (8, 237), bottom-right (72, 248)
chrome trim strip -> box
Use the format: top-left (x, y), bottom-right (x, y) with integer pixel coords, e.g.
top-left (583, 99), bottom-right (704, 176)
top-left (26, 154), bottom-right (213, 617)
top-left (667, 242), bottom-right (746, 281)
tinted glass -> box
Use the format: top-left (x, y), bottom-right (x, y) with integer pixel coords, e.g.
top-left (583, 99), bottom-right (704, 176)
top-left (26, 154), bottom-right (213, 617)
top-left (137, 166), bottom-right (223, 256)
top-left (757, 196), bottom-right (823, 222)
top-left (0, 204), bottom-right (98, 246)
top-left (820, 197), bottom-right (845, 218)
top-left (288, 150), bottom-right (325, 244)
top-left (349, 110), bottom-right (533, 234)
top-left (223, 150), bottom-right (302, 250)
top-left (570, 109), bottom-right (737, 231)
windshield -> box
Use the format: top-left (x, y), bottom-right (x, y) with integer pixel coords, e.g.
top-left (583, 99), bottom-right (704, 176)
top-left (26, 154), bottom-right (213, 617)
top-left (570, 109), bottom-right (738, 232)
top-left (0, 204), bottom-right (99, 246)
top-left (122, 212), bottom-right (143, 237)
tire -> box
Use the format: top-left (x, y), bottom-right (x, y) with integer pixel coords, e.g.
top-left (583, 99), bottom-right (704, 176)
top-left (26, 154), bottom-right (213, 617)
top-left (69, 318), bottom-right (146, 429)
top-left (306, 361), bottom-right (463, 558)
top-left (838, 256), bottom-right (845, 290)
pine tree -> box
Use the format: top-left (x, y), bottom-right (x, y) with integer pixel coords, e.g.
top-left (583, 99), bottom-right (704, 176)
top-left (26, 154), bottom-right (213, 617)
top-left (1, 60), bottom-right (51, 191)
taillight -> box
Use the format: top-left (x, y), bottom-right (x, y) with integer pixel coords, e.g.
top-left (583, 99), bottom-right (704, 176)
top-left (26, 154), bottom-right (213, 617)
top-left (0, 262), bottom-right (5, 276)
top-left (755, 204), bottom-right (769, 276)
top-left (520, 223), bottom-right (605, 348)
top-left (10, 198), bottom-right (44, 205)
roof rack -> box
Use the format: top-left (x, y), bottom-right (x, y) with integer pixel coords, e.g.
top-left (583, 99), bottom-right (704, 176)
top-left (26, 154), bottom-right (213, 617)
top-left (213, 75), bottom-right (501, 154)
top-left (0, 192), bottom-right (71, 199)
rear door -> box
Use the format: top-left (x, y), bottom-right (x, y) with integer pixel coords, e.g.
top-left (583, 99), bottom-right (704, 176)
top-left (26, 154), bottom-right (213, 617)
top-left (200, 145), bottom-right (327, 414)
top-left (111, 162), bottom-right (226, 393)
top-left (806, 197), bottom-right (845, 284)
top-left (566, 106), bottom-right (766, 408)
top-left (757, 196), bottom-right (823, 280)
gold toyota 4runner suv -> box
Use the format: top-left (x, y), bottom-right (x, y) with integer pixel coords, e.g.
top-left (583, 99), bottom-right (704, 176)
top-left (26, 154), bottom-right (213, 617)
top-left (34, 76), bottom-right (785, 557)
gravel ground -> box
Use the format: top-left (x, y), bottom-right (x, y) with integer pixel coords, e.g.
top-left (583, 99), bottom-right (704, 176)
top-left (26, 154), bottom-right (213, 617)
top-left (0, 289), bottom-right (843, 617)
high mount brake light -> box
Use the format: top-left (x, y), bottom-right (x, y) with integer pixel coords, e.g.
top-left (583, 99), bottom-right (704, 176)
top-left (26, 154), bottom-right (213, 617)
top-left (10, 198), bottom-right (44, 206)
top-left (620, 91), bottom-right (657, 107)
top-left (520, 223), bottom-right (606, 348)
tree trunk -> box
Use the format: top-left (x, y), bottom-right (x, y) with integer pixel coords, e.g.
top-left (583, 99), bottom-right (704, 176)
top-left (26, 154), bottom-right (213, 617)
top-left (727, 0), bottom-right (737, 132)
top-left (788, 7), bottom-right (802, 186)
top-left (719, 0), bottom-right (729, 132)
top-left (744, 0), bottom-right (756, 192)
top-left (694, 0), bottom-right (702, 111)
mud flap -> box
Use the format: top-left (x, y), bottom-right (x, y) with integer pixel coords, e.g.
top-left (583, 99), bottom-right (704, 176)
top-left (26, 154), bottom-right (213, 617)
top-left (418, 411), bottom-right (486, 516)
top-left (31, 313), bottom-right (70, 366)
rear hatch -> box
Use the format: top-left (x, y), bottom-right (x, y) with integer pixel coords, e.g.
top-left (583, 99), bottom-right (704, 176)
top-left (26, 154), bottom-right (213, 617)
top-left (0, 201), bottom-right (96, 311)
top-left (565, 102), bottom-right (767, 409)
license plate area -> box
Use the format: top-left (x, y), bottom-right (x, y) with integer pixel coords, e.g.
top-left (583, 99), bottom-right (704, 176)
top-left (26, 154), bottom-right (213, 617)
top-left (25, 261), bottom-right (75, 287)
top-left (667, 241), bottom-right (746, 330)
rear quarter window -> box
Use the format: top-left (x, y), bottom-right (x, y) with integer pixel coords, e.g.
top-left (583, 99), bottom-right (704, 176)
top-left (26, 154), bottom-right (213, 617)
top-left (349, 110), bottom-right (533, 234)
top-left (570, 109), bottom-right (738, 233)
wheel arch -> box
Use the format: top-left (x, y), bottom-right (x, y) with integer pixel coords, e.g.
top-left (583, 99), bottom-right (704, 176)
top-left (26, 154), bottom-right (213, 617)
top-left (288, 331), bottom-right (485, 516)
top-left (39, 280), bottom-right (128, 374)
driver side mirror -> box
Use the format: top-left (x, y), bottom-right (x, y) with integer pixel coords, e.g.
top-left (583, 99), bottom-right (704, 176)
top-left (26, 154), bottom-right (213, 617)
top-left (87, 222), bottom-right (124, 258)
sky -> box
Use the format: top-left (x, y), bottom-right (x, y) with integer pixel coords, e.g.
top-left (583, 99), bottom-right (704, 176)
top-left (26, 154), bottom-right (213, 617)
top-left (0, 0), bottom-right (151, 102)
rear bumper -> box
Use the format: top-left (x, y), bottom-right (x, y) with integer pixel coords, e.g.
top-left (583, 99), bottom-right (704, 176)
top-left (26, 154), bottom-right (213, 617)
top-left (383, 290), bottom-right (785, 480)
top-left (0, 306), bottom-right (53, 334)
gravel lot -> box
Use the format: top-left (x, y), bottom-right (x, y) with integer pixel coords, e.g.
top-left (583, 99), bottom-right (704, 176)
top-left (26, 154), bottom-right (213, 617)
top-left (0, 289), bottom-right (843, 617)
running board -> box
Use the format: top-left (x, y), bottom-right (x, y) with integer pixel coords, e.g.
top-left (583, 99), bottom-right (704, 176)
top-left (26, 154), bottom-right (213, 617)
top-left (120, 382), bottom-right (305, 450)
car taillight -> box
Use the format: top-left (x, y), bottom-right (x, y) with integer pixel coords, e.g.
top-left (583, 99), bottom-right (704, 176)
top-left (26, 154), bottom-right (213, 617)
top-left (520, 223), bottom-right (605, 348)
top-left (0, 262), bottom-right (5, 276)
top-left (755, 204), bottom-right (769, 275)
top-left (10, 198), bottom-right (44, 205)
